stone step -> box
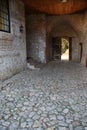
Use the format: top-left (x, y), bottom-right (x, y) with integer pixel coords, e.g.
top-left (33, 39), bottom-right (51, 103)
top-left (27, 63), bottom-right (40, 70)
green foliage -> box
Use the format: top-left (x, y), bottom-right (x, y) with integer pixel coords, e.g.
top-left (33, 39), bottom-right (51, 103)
top-left (61, 38), bottom-right (69, 54)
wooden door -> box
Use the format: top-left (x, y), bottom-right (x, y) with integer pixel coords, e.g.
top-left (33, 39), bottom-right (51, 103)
top-left (52, 37), bottom-right (61, 60)
top-left (69, 37), bottom-right (72, 61)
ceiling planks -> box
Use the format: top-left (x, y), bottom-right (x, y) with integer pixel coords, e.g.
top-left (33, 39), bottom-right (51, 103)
top-left (22, 0), bottom-right (87, 15)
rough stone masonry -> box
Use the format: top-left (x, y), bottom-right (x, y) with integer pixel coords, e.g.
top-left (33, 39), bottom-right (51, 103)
top-left (0, 0), bottom-right (26, 80)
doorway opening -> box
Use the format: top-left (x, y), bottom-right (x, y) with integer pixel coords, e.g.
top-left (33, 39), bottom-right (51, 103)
top-left (61, 38), bottom-right (69, 61)
top-left (51, 37), bottom-right (72, 61)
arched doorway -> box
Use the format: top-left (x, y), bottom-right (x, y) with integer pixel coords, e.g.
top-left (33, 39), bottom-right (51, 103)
top-left (46, 23), bottom-right (80, 62)
top-left (51, 37), bottom-right (72, 61)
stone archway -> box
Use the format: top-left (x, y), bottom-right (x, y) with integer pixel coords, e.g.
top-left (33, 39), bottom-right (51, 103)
top-left (46, 22), bottom-right (80, 62)
top-left (46, 13), bottom-right (87, 65)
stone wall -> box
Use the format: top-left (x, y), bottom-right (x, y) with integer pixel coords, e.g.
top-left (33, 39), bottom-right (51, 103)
top-left (26, 14), bottom-right (46, 63)
top-left (0, 0), bottom-right (26, 80)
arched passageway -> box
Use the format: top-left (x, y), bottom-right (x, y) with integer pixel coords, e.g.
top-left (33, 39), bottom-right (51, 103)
top-left (45, 14), bottom-right (87, 65)
top-left (46, 20), bottom-right (80, 63)
top-left (1, 1), bottom-right (87, 129)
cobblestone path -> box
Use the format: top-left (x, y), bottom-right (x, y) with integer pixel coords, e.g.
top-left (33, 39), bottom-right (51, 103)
top-left (0, 61), bottom-right (87, 130)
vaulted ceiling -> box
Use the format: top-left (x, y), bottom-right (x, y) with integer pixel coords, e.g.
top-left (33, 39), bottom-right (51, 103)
top-left (22, 0), bottom-right (87, 15)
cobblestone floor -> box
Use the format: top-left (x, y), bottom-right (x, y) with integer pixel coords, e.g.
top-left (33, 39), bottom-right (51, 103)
top-left (0, 61), bottom-right (87, 130)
